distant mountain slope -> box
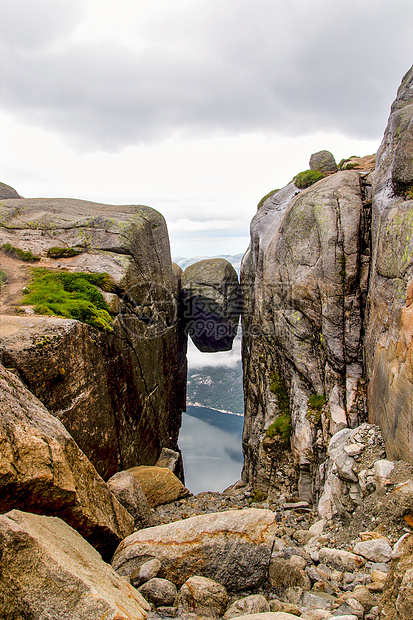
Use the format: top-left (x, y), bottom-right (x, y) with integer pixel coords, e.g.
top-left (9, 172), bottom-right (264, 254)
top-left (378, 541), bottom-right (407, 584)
top-left (186, 362), bottom-right (244, 414)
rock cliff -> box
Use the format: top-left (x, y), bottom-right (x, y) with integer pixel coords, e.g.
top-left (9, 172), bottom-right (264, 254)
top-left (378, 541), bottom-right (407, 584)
top-left (241, 65), bottom-right (413, 503)
top-left (365, 66), bottom-right (413, 463)
top-left (0, 198), bottom-right (187, 479)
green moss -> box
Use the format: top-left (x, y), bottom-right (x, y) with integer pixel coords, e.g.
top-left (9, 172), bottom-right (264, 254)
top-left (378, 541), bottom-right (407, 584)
top-left (307, 394), bottom-right (326, 424)
top-left (293, 170), bottom-right (324, 189)
top-left (265, 415), bottom-right (291, 444)
top-left (2, 243), bottom-right (40, 262)
top-left (250, 489), bottom-right (267, 503)
top-left (47, 247), bottom-right (83, 259)
top-left (269, 370), bottom-right (290, 417)
top-left (257, 189), bottom-right (279, 210)
top-left (22, 268), bottom-right (115, 331)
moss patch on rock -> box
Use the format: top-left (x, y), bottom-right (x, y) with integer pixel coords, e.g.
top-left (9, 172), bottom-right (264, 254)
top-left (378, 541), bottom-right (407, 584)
top-left (47, 247), bottom-right (84, 259)
top-left (2, 243), bottom-right (40, 262)
top-left (293, 170), bottom-right (324, 189)
top-left (307, 393), bottom-right (326, 424)
top-left (22, 268), bottom-right (115, 331)
top-left (265, 415), bottom-right (291, 444)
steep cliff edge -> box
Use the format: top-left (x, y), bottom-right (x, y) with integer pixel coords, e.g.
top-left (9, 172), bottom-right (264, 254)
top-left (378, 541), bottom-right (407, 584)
top-left (0, 199), bottom-right (187, 480)
top-left (242, 169), bottom-right (372, 501)
top-left (365, 66), bottom-right (413, 463)
top-left (241, 64), bottom-right (413, 502)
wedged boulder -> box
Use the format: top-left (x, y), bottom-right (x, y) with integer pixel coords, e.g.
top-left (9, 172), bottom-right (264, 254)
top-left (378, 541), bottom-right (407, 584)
top-left (128, 465), bottom-right (190, 507)
top-left (0, 509), bottom-right (150, 620)
top-left (181, 258), bottom-right (241, 352)
top-left (107, 470), bottom-right (156, 528)
top-left (112, 508), bottom-right (279, 590)
top-left (0, 362), bottom-right (134, 560)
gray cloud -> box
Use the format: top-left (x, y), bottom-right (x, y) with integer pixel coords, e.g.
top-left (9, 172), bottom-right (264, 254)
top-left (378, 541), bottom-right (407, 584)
top-left (1, 0), bottom-right (412, 151)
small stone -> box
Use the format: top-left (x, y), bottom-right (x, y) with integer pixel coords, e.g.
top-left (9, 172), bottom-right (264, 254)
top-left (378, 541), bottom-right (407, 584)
top-left (224, 594), bottom-right (269, 619)
top-left (131, 558), bottom-right (162, 587)
top-left (157, 607), bottom-right (179, 618)
top-left (289, 554), bottom-right (307, 571)
top-left (344, 444), bottom-right (363, 457)
top-left (373, 460), bottom-right (394, 493)
top-left (318, 548), bottom-right (365, 572)
top-left (300, 610), bottom-right (333, 620)
top-left (138, 578), bottom-right (178, 607)
top-left (299, 590), bottom-right (335, 610)
top-left (352, 539), bottom-right (392, 563)
top-left (334, 597), bottom-right (364, 618)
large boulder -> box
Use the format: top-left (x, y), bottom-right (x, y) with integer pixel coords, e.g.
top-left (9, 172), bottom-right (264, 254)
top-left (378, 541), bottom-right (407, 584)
top-left (0, 197), bottom-right (187, 479)
top-left (126, 465), bottom-right (190, 507)
top-left (0, 362), bottom-right (134, 560)
top-left (0, 510), bottom-right (150, 620)
top-left (365, 65), bottom-right (413, 464)
top-left (112, 508), bottom-right (279, 590)
top-left (181, 258), bottom-right (241, 352)
top-left (309, 150), bottom-right (338, 173)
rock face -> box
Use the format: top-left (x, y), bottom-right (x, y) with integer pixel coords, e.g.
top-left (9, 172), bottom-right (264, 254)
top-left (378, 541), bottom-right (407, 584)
top-left (241, 170), bottom-right (370, 501)
top-left (365, 65), bottom-right (413, 464)
top-left (241, 64), bottom-right (413, 501)
top-left (112, 508), bottom-right (279, 590)
top-left (0, 362), bottom-right (134, 560)
top-left (0, 509), bottom-right (150, 620)
top-left (0, 198), bottom-right (187, 480)
top-left (379, 532), bottom-right (413, 619)
top-left (181, 258), bottom-right (241, 352)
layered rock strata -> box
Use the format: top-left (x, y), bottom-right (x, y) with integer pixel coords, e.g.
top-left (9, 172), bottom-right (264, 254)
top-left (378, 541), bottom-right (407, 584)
top-left (0, 198), bottom-right (187, 479)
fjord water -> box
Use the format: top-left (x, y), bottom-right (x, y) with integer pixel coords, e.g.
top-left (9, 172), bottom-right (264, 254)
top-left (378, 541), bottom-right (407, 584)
top-left (179, 337), bottom-right (244, 494)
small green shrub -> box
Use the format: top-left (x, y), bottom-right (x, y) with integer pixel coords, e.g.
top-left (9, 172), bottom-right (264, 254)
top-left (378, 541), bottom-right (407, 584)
top-left (250, 489), bottom-right (267, 503)
top-left (293, 170), bottom-right (324, 189)
top-left (265, 415), bottom-right (291, 444)
top-left (47, 247), bottom-right (83, 259)
top-left (2, 243), bottom-right (40, 262)
top-left (307, 393), bottom-right (326, 424)
top-left (22, 268), bottom-right (114, 331)
top-left (0, 269), bottom-right (6, 287)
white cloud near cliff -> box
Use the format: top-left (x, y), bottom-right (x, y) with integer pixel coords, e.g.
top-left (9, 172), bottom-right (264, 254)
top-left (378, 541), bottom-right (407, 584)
top-left (1, 0), bottom-right (412, 255)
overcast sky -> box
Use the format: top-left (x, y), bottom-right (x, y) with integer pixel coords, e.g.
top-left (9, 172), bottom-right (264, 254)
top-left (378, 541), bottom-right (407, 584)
top-left (1, 0), bottom-right (412, 257)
